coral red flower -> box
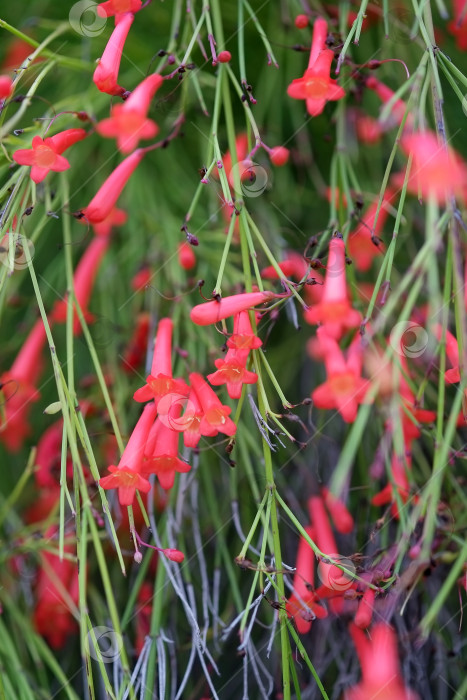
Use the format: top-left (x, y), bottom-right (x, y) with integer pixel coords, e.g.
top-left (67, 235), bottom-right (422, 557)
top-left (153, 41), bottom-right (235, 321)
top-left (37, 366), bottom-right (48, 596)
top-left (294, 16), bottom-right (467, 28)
top-left (398, 131), bottom-right (466, 203)
top-left (321, 487), bottom-right (354, 534)
top-left (311, 329), bottom-right (371, 423)
top-left (81, 149), bottom-right (145, 223)
top-left (215, 133), bottom-right (249, 182)
top-left (308, 494), bottom-right (356, 611)
top-left (178, 241), bottom-right (196, 270)
top-left (133, 317), bottom-right (189, 406)
top-left (51, 236), bottom-right (110, 334)
top-left (93, 12), bottom-right (134, 96)
top-left (170, 385), bottom-right (205, 448)
top-left (33, 530), bottom-right (80, 649)
top-left (345, 623), bottom-right (420, 700)
top-left (304, 235), bottom-right (361, 339)
top-left (122, 312), bottom-right (150, 373)
top-left (269, 146), bottom-right (290, 166)
top-left (189, 372), bottom-right (237, 437)
top-left (371, 453), bottom-right (412, 517)
top-left (348, 191), bottom-right (394, 272)
top-left (226, 310), bottom-right (262, 360)
top-left (287, 18), bottom-right (345, 117)
top-left (142, 414), bottom-right (191, 490)
top-left (91, 206), bottom-right (127, 237)
top-left (261, 252), bottom-right (308, 282)
top-left (34, 420), bottom-right (71, 491)
top-left (354, 587), bottom-right (375, 629)
top-left (0, 75), bottom-right (13, 99)
top-left (12, 128), bottom-right (86, 184)
top-left (100, 402), bottom-right (157, 506)
top-left (0, 318), bottom-right (47, 452)
top-left (365, 76), bottom-right (408, 128)
top-left (96, 73), bottom-right (163, 153)
top-left (285, 526), bottom-right (328, 634)
top-left (354, 112), bottom-right (384, 145)
top-left (97, 0), bottom-right (142, 18)
top-left (190, 291), bottom-right (278, 326)
top-left (448, 0), bottom-right (467, 50)
top-left (207, 350), bottom-right (258, 399)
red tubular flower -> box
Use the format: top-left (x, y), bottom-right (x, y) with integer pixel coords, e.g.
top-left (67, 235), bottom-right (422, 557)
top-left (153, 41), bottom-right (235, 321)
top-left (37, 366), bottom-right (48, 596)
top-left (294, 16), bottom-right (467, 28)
top-left (365, 76), bottom-right (408, 127)
top-left (345, 623), bottom-right (420, 700)
top-left (321, 487), bottom-right (354, 534)
top-left (12, 128), bottom-right (86, 184)
top-left (348, 192), bottom-right (394, 271)
top-left (131, 266), bottom-right (151, 291)
top-left (33, 531), bottom-right (80, 649)
top-left (97, 0), bottom-right (143, 18)
top-left (178, 241), bottom-right (196, 270)
top-left (269, 146), bottom-right (290, 166)
top-left (261, 253), bottom-right (325, 304)
top-left (304, 236), bottom-right (361, 339)
top-left (287, 18), bottom-right (345, 117)
top-left (34, 420), bottom-right (70, 491)
top-left (81, 149), bottom-right (145, 223)
top-left (398, 131), bottom-right (466, 204)
top-left (433, 324), bottom-right (461, 384)
top-left (142, 415), bottom-right (191, 490)
top-left (261, 252), bottom-right (308, 282)
top-left (51, 236), bottom-right (110, 334)
top-left (135, 581), bottom-right (153, 654)
top-left (354, 112), bottom-right (384, 145)
top-left (96, 73), bottom-right (163, 153)
top-left (100, 402), bottom-right (157, 506)
top-left (189, 372), bottom-right (237, 437)
top-left (133, 317), bottom-right (189, 406)
top-left (0, 318), bottom-right (47, 452)
top-left (93, 12), bottom-right (134, 96)
top-left (176, 385), bottom-right (205, 448)
top-left (207, 349), bottom-right (258, 399)
top-left (354, 587), bottom-right (375, 629)
top-left (190, 291), bottom-right (278, 326)
top-left (215, 133), bottom-right (249, 182)
top-left (91, 206), bottom-right (127, 237)
top-left (227, 310), bottom-right (262, 361)
top-left (308, 495), bottom-right (338, 557)
top-left (286, 526), bottom-right (328, 633)
top-left (308, 494), bottom-right (355, 597)
top-left (122, 312), bottom-right (150, 373)
top-left (371, 453), bottom-right (412, 517)
top-left (311, 330), bottom-right (371, 423)
top-left (0, 75), bottom-right (13, 99)
top-left (447, 0), bottom-right (467, 50)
